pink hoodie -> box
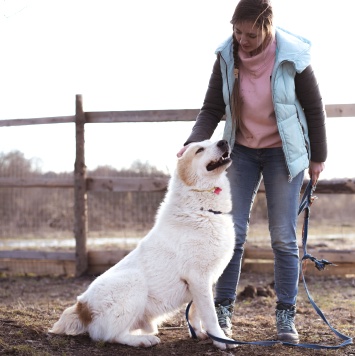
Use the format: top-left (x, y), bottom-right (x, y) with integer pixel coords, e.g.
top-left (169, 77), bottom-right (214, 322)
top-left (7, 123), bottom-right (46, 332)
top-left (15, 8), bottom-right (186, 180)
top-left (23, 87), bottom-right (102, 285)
top-left (236, 39), bottom-right (282, 148)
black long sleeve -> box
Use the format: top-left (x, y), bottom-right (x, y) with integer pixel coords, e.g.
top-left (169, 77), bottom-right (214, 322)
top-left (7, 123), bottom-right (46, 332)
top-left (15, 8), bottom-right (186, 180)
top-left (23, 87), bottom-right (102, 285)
top-left (295, 65), bottom-right (327, 162)
top-left (184, 58), bottom-right (225, 145)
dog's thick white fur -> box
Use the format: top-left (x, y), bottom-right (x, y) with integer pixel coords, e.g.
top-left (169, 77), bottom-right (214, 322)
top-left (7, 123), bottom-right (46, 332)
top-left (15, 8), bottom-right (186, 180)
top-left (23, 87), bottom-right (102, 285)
top-left (50, 139), bottom-right (236, 350)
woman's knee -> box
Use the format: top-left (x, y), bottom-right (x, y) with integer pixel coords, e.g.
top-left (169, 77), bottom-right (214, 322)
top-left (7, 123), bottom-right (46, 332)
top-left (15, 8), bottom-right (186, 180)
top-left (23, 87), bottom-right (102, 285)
top-left (270, 226), bottom-right (298, 254)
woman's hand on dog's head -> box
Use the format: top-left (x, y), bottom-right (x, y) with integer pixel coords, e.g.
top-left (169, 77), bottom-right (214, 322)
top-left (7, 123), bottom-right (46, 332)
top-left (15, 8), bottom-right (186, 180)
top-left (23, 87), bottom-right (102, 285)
top-left (177, 144), bottom-right (191, 158)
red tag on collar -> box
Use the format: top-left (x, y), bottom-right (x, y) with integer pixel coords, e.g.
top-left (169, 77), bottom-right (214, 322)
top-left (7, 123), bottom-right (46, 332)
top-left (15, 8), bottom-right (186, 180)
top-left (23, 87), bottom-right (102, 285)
top-left (214, 187), bottom-right (222, 195)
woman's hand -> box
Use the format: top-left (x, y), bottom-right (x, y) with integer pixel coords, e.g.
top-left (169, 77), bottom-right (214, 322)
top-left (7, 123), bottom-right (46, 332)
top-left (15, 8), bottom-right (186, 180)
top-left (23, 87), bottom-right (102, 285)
top-left (176, 144), bottom-right (190, 158)
top-left (308, 161), bottom-right (325, 186)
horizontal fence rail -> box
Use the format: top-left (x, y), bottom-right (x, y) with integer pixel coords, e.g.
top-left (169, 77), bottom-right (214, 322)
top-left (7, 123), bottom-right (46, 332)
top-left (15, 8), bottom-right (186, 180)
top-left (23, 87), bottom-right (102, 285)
top-left (0, 177), bottom-right (355, 194)
top-left (0, 177), bottom-right (74, 188)
top-left (2, 248), bottom-right (354, 277)
top-left (1, 104), bottom-right (355, 127)
top-left (0, 115), bottom-right (75, 127)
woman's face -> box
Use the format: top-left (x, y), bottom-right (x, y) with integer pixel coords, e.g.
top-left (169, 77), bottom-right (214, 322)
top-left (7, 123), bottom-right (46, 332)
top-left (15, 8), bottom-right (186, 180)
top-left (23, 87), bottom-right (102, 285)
top-left (233, 21), bottom-right (267, 56)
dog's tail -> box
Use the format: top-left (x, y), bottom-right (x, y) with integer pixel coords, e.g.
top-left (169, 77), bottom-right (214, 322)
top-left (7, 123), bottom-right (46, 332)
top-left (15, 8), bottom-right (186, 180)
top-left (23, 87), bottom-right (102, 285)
top-left (49, 301), bottom-right (91, 336)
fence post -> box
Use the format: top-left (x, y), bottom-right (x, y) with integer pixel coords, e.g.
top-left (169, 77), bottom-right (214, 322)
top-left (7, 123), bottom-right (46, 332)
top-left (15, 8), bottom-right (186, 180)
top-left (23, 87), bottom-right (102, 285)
top-left (74, 94), bottom-right (88, 276)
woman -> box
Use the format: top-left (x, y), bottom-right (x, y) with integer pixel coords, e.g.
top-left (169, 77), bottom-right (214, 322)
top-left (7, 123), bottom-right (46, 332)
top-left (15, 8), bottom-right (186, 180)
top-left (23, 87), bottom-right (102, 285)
top-left (177, 0), bottom-right (327, 343)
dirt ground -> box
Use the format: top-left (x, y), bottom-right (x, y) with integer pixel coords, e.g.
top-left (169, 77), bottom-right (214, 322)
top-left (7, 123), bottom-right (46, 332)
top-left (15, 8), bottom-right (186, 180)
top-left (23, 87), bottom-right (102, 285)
top-left (0, 270), bottom-right (354, 356)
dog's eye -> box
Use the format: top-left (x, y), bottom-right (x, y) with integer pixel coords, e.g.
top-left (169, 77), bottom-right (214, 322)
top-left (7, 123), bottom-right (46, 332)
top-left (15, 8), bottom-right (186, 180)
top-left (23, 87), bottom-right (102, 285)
top-left (195, 147), bottom-right (204, 154)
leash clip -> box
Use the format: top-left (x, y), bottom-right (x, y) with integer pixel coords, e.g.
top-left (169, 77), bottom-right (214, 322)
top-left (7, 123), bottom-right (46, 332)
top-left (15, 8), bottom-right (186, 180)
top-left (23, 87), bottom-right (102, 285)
top-left (302, 254), bottom-right (337, 271)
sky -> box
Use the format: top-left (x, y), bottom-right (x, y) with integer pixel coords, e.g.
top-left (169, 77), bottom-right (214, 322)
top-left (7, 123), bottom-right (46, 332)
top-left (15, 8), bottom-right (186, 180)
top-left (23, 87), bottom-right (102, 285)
top-left (1, 0), bottom-right (355, 178)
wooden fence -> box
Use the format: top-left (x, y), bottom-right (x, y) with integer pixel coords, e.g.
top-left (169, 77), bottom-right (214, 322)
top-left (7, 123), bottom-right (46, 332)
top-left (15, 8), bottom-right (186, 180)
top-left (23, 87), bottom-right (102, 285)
top-left (1, 95), bottom-right (355, 277)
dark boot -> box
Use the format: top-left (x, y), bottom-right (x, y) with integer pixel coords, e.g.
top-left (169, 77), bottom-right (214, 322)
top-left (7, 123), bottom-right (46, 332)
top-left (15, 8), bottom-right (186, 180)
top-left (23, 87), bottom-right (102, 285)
top-left (214, 299), bottom-right (234, 337)
top-left (275, 302), bottom-right (299, 343)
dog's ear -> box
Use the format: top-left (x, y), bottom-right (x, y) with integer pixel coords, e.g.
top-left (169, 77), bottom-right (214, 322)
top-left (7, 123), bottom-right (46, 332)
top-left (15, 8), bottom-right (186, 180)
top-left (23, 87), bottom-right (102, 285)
top-left (176, 149), bottom-right (195, 186)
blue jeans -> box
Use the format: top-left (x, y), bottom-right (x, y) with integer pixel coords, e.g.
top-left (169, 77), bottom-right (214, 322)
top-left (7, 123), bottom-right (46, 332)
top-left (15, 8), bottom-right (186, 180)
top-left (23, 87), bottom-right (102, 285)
top-left (215, 144), bottom-right (304, 305)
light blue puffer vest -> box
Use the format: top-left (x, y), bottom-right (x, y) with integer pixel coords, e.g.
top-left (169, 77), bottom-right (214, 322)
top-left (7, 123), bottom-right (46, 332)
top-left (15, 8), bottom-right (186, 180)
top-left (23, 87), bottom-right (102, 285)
top-left (216, 27), bottom-right (312, 181)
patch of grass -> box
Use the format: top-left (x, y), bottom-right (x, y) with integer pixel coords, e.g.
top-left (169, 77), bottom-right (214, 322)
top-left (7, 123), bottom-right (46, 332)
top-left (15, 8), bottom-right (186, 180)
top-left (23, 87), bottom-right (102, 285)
top-left (95, 340), bottom-right (107, 348)
top-left (49, 336), bottom-right (71, 349)
top-left (0, 337), bottom-right (8, 348)
top-left (12, 344), bottom-right (33, 354)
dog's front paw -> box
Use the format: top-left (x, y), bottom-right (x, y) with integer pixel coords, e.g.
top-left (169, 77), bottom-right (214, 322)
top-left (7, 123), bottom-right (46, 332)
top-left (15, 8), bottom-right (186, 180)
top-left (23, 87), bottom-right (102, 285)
top-left (210, 333), bottom-right (237, 350)
top-left (212, 339), bottom-right (238, 350)
top-left (227, 342), bottom-right (238, 349)
top-left (212, 340), bottom-right (227, 350)
top-left (190, 328), bottom-right (209, 340)
top-left (137, 335), bottom-right (161, 347)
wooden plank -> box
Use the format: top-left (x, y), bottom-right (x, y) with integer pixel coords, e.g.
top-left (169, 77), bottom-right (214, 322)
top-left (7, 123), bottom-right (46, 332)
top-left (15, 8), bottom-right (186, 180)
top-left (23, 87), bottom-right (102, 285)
top-left (1, 177), bottom-right (354, 194)
top-left (0, 177), bottom-right (74, 188)
top-left (88, 249), bottom-right (130, 265)
top-left (0, 104), bottom-right (353, 127)
top-left (244, 247), bottom-right (274, 260)
top-left (0, 248), bottom-right (352, 277)
top-left (300, 262), bottom-right (355, 277)
top-left (0, 176), bottom-right (168, 192)
top-left (0, 250), bottom-right (129, 276)
top-left (86, 249), bottom-right (130, 275)
top-left (85, 109), bottom-right (201, 123)
top-left (310, 178), bottom-right (355, 194)
top-left (0, 250), bottom-right (75, 261)
top-left (242, 259), bottom-right (355, 276)
top-left (242, 259), bottom-right (274, 274)
top-left (0, 259), bottom-right (75, 276)
top-left (86, 177), bottom-right (169, 192)
top-left (0, 116), bottom-right (74, 127)
top-left (316, 249), bottom-right (355, 263)
top-left (74, 94), bottom-right (88, 276)
top-left (244, 246), bottom-right (355, 263)
top-left (325, 104), bottom-right (355, 118)
top-left (86, 265), bottom-right (107, 275)
top-left (258, 178), bottom-right (355, 194)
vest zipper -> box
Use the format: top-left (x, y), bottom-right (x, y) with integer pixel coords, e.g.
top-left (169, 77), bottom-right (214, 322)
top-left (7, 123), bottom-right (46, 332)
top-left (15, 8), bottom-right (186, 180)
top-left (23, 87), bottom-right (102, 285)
top-left (271, 62), bottom-right (293, 182)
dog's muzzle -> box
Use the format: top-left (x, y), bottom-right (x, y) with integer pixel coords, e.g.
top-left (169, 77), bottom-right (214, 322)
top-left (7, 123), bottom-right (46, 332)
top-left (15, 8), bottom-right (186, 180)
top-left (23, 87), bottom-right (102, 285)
top-left (206, 140), bottom-right (232, 171)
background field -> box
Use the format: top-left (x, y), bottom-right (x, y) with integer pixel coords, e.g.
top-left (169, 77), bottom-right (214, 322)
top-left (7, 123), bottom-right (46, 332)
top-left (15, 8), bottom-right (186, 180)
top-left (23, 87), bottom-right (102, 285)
top-left (1, 151), bottom-right (354, 249)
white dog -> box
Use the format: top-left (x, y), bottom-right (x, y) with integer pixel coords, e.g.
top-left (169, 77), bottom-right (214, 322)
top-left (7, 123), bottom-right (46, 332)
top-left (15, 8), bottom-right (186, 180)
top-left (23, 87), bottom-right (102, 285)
top-left (50, 139), bottom-right (236, 350)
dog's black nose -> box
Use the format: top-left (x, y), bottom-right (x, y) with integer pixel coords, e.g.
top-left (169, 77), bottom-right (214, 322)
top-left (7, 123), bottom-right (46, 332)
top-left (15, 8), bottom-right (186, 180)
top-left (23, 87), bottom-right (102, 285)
top-left (217, 140), bottom-right (228, 149)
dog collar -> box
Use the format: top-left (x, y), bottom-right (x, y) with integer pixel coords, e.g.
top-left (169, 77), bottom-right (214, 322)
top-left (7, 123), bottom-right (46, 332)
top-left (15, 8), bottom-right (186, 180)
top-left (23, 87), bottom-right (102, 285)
top-left (200, 207), bottom-right (223, 215)
top-left (192, 187), bottom-right (222, 195)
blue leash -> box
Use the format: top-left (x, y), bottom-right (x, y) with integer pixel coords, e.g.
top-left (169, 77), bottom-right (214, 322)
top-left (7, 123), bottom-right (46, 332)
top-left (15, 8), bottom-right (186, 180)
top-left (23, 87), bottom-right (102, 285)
top-left (186, 180), bottom-right (353, 349)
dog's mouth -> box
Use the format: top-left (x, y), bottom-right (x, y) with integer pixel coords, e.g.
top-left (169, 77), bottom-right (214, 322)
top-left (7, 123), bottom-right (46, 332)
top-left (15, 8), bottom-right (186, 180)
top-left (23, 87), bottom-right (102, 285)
top-left (206, 150), bottom-right (231, 171)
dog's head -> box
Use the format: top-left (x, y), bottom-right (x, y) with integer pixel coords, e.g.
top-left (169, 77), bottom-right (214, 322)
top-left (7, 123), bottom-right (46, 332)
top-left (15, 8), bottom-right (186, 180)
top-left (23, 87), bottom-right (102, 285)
top-left (177, 140), bottom-right (232, 187)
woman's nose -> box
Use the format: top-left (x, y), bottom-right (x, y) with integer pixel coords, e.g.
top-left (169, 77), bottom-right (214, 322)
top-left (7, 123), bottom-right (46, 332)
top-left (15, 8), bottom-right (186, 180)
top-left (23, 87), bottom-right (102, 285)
top-left (239, 35), bottom-right (246, 45)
